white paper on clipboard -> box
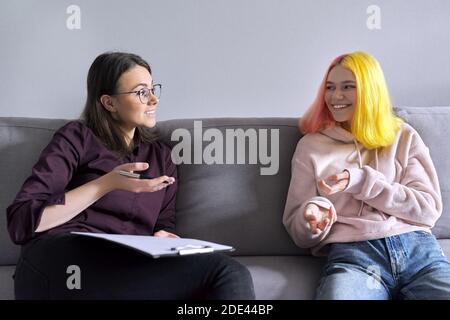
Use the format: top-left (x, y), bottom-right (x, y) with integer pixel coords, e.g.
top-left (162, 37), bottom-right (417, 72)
top-left (71, 232), bottom-right (234, 258)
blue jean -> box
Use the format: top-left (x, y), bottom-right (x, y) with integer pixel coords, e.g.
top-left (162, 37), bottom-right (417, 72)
top-left (316, 231), bottom-right (450, 300)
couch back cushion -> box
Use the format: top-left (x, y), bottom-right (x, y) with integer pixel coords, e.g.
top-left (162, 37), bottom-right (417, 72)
top-left (0, 118), bottom-right (70, 265)
top-left (394, 107), bottom-right (450, 239)
top-left (1, 108), bottom-right (450, 264)
top-left (156, 118), bottom-right (306, 256)
top-left (0, 117), bottom-right (306, 265)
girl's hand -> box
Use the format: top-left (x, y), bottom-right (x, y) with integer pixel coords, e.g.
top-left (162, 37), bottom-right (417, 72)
top-left (153, 230), bottom-right (180, 238)
top-left (318, 170), bottom-right (350, 195)
top-left (304, 203), bottom-right (336, 234)
top-left (108, 162), bottom-right (175, 193)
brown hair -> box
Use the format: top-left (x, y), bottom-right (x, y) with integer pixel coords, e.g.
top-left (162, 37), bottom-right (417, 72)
top-left (81, 52), bottom-right (158, 157)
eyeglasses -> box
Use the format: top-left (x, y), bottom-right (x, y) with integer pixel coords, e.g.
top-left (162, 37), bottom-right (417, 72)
top-left (112, 84), bottom-right (162, 104)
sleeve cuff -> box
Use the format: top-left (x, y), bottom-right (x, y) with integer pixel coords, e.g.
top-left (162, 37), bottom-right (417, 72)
top-left (344, 167), bottom-right (365, 194)
top-left (307, 198), bottom-right (333, 211)
top-left (302, 196), bottom-right (335, 236)
top-left (45, 193), bottom-right (66, 206)
top-left (34, 193), bottom-right (66, 234)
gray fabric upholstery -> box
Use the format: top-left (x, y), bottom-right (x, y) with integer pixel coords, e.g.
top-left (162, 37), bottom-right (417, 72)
top-left (156, 118), bottom-right (306, 256)
top-left (0, 118), bottom-right (70, 265)
top-left (394, 107), bottom-right (450, 238)
top-left (236, 256), bottom-right (325, 299)
top-left (0, 266), bottom-right (15, 300)
top-left (1, 107), bottom-right (449, 299)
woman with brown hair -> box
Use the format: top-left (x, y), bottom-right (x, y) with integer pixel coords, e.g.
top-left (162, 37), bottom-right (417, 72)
top-left (7, 52), bottom-right (255, 300)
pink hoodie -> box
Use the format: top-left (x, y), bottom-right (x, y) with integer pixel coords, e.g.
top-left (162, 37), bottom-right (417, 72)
top-left (283, 123), bottom-right (442, 256)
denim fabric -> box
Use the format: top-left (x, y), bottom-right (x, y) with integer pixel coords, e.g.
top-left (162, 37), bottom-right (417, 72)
top-left (316, 231), bottom-right (450, 300)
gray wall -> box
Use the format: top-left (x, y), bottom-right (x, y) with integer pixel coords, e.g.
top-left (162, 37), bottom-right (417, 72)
top-left (1, 0), bottom-right (450, 120)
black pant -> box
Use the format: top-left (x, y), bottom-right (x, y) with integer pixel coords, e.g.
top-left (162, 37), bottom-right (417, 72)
top-left (14, 234), bottom-right (255, 300)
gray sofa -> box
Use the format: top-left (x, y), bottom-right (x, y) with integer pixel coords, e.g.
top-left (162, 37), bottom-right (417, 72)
top-left (1, 106), bottom-right (450, 300)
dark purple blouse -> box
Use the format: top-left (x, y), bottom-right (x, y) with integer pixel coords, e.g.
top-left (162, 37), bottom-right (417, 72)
top-left (6, 121), bottom-right (177, 245)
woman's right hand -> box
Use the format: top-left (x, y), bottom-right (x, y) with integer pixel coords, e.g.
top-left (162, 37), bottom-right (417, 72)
top-left (304, 203), bottom-right (335, 234)
top-left (107, 162), bottom-right (175, 193)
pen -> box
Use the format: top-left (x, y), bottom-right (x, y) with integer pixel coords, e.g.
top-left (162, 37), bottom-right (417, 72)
top-left (170, 245), bottom-right (214, 255)
top-left (118, 170), bottom-right (169, 183)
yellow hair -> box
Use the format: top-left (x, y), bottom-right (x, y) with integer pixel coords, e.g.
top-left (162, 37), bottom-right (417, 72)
top-left (341, 51), bottom-right (403, 149)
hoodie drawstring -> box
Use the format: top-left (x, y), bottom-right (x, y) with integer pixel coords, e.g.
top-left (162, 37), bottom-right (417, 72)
top-left (375, 148), bottom-right (379, 170)
top-left (352, 139), bottom-right (364, 217)
top-left (353, 139), bottom-right (363, 169)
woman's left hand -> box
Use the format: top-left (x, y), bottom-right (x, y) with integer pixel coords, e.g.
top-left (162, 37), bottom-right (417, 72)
top-left (153, 230), bottom-right (180, 238)
top-left (319, 170), bottom-right (350, 195)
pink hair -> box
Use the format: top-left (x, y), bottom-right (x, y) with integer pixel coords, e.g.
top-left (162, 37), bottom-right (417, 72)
top-left (299, 54), bottom-right (348, 133)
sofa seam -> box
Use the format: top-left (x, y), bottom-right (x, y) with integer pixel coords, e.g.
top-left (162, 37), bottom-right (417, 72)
top-left (2, 123), bottom-right (300, 131)
top-left (158, 124), bottom-right (300, 130)
top-left (0, 124), bottom-right (58, 132)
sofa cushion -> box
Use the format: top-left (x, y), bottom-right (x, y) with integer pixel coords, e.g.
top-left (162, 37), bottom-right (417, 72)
top-left (1, 109), bottom-right (449, 266)
top-left (0, 117), bottom-right (306, 265)
top-left (395, 107), bottom-right (450, 238)
top-left (0, 118), bottom-right (70, 265)
top-left (0, 265), bottom-right (15, 300)
top-left (236, 256), bottom-right (324, 299)
top-left (156, 118), bottom-right (307, 256)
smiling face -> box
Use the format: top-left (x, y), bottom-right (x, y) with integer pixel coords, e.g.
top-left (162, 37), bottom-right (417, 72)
top-left (101, 65), bottom-right (158, 141)
top-left (325, 64), bottom-right (357, 126)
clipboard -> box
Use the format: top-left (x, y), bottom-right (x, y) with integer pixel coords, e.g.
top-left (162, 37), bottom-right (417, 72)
top-left (71, 232), bottom-right (234, 258)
